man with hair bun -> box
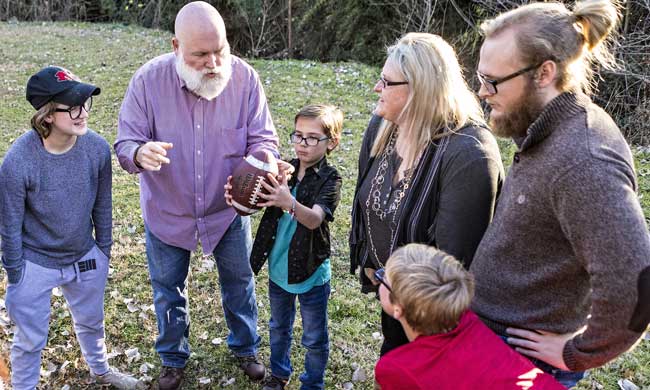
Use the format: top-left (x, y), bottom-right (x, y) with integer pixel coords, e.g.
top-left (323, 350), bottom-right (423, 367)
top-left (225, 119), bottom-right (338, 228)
top-left (471, 0), bottom-right (650, 387)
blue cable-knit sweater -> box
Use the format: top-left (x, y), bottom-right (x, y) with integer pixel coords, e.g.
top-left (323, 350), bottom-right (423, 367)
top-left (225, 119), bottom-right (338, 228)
top-left (0, 129), bottom-right (112, 282)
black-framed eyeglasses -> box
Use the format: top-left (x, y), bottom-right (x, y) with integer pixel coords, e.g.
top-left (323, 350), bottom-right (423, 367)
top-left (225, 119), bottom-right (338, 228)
top-left (379, 75), bottom-right (409, 89)
top-left (289, 132), bottom-right (330, 147)
top-left (54, 97), bottom-right (93, 120)
top-left (476, 62), bottom-right (543, 95)
top-left (374, 268), bottom-right (392, 292)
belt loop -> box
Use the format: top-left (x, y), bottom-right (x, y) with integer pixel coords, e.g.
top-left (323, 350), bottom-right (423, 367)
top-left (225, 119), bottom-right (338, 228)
top-left (74, 261), bottom-right (81, 283)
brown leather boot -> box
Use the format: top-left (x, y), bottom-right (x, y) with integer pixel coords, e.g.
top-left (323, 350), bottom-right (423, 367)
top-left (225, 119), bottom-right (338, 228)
top-left (237, 355), bottom-right (266, 381)
top-left (158, 366), bottom-right (184, 390)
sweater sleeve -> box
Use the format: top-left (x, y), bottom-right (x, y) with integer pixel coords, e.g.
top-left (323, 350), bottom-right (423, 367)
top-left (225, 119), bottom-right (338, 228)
top-left (0, 151), bottom-right (27, 279)
top-left (93, 142), bottom-right (113, 258)
top-left (434, 135), bottom-right (503, 268)
top-left (553, 159), bottom-right (650, 371)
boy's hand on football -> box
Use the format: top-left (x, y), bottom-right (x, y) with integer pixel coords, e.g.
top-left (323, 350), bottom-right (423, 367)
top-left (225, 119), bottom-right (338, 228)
top-left (258, 172), bottom-right (293, 210)
top-left (276, 160), bottom-right (295, 182)
top-left (223, 175), bottom-right (233, 206)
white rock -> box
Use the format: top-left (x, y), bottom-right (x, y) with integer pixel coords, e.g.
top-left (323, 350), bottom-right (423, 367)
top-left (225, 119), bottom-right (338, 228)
top-left (139, 363), bottom-right (154, 374)
top-left (342, 382), bottom-right (354, 390)
top-left (371, 332), bottom-right (382, 340)
top-left (618, 379), bottom-right (639, 390)
top-left (211, 337), bottom-right (223, 345)
top-left (125, 347), bottom-right (141, 363)
top-left (199, 331), bottom-right (209, 340)
top-left (107, 349), bottom-right (122, 359)
top-left (352, 367), bottom-right (366, 382)
top-left (53, 287), bottom-right (63, 297)
top-left (198, 377), bottom-right (211, 384)
top-left (61, 385), bottom-right (71, 390)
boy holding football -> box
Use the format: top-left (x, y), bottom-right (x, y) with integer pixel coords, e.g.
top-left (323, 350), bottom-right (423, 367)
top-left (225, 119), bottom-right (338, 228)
top-left (227, 103), bottom-right (342, 390)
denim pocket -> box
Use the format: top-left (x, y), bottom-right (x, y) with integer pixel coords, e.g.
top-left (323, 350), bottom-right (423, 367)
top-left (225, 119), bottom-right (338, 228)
top-left (76, 246), bottom-right (109, 282)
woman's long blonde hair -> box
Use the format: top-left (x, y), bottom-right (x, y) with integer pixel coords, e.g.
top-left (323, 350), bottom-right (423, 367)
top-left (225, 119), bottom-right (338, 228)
top-left (371, 33), bottom-right (484, 168)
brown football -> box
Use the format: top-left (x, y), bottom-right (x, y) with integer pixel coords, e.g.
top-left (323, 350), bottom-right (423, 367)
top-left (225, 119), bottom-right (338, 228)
top-left (230, 150), bottom-right (279, 216)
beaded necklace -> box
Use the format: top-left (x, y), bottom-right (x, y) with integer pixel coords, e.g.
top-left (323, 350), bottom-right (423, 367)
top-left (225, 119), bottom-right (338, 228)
top-left (364, 129), bottom-right (418, 267)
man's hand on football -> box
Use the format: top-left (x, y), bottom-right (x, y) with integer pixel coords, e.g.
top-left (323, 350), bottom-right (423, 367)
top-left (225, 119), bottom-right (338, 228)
top-left (223, 175), bottom-right (234, 206)
top-left (258, 172), bottom-right (293, 210)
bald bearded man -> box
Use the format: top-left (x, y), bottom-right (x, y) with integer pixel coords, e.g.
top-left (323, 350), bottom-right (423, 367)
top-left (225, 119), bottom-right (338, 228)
top-left (115, 2), bottom-right (285, 388)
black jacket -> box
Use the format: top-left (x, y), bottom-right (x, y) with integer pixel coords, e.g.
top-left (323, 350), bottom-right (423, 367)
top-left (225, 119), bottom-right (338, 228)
top-left (250, 157), bottom-right (342, 283)
top-left (350, 115), bottom-right (504, 292)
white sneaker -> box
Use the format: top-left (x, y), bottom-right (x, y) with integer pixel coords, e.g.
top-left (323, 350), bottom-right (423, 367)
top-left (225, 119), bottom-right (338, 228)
top-left (94, 367), bottom-right (146, 390)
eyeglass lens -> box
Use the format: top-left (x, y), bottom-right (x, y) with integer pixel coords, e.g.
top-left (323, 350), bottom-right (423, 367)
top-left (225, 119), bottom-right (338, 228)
top-left (70, 97), bottom-right (93, 119)
top-left (290, 133), bottom-right (326, 146)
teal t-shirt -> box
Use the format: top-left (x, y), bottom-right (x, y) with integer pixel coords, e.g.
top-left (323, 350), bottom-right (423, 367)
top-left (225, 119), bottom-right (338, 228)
top-left (268, 186), bottom-right (331, 294)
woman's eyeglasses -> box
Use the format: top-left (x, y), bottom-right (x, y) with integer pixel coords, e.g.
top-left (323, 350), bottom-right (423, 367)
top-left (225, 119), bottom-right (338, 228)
top-left (55, 97), bottom-right (93, 120)
top-left (289, 132), bottom-right (330, 147)
top-left (378, 76), bottom-right (408, 89)
top-left (374, 268), bottom-right (392, 292)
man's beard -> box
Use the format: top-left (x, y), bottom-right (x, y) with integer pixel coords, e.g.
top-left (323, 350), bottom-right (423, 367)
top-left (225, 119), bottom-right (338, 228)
top-left (489, 80), bottom-right (544, 140)
top-left (175, 53), bottom-right (232, 101)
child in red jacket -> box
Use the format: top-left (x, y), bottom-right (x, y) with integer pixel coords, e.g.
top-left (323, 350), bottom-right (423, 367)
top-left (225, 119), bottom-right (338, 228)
top-left (374, 244), bottom-right (566, 390)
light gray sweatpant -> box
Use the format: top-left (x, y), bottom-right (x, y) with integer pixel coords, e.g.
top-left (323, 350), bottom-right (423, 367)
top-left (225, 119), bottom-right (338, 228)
top-left (5, 245), bottom-right (110, 390)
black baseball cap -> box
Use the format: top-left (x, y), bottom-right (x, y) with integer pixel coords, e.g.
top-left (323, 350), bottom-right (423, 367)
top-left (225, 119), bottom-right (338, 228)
top-left (26, 66), bottom-right (101, 110)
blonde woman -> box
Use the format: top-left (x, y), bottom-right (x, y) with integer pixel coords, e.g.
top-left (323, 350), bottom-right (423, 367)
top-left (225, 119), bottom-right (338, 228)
top-left (349, 33), bottom-right (504, 354)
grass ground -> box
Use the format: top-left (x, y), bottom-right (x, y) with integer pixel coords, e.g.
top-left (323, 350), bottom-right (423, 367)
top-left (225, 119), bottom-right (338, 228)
top-left (0, 22), bottom-right (648, 389)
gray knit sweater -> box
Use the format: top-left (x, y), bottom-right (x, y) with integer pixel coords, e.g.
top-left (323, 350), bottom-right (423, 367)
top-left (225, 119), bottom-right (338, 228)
top-left (0, 129), bottom-right (112, 283)
top-left (470, 92), bottom-right (650, 371)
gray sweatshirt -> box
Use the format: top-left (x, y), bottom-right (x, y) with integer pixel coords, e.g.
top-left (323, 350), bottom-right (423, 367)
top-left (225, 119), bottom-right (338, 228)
top-left (0, 129), bottom-right (112, 282)
top-left (470, 92), bottom-right (650, 371)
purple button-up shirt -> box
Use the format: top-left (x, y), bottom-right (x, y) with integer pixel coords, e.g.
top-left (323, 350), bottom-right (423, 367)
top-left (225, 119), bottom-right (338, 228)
top-left (115, 53), bottom-right (278, 253)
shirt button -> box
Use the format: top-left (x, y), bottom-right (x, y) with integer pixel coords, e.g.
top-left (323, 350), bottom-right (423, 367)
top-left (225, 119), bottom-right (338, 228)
top-left (198, 218), bottom-right (202, 221)
top-left (197, 125), bottom-right (201, 129)
top-left (197, 150), bottom-right (201, 155)
top-left (198, 175), bottom-right (201, 179)
top-left (198, 197), bottom-right (202, 201)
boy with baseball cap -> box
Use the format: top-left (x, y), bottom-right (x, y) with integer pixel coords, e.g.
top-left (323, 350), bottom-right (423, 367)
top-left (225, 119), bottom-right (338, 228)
top-left (0, 66), bottom-right (143, 389)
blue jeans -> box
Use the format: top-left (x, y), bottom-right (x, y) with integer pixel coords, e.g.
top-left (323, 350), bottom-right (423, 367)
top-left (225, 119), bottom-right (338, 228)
top-left (268, 280), bottom-right (330, 390)
top-left (145, 216), bottom-right (260, 368)
top-left (499, 336), bottom-right (585, 388)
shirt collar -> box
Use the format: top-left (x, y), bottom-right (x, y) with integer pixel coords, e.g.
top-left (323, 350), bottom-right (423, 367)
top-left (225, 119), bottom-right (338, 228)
top-left (290, 156), bottom-right (329, 179)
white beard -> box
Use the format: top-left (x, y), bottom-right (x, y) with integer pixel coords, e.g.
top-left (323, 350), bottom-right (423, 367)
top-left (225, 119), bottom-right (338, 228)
top-left (175, 53), bottom-right (232, 101)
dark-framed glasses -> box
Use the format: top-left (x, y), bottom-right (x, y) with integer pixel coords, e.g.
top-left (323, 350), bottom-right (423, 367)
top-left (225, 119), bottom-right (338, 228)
top-left (289, 131), bottom-right (330, 147)
top-left (476, 62), bottom-right (543, 95)
top-left (379, 75), bottom-right (408, 89)
top-left (55, 97), bottom-right (93, 120)
top-left (374, 268), bottom-right (392, 292)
